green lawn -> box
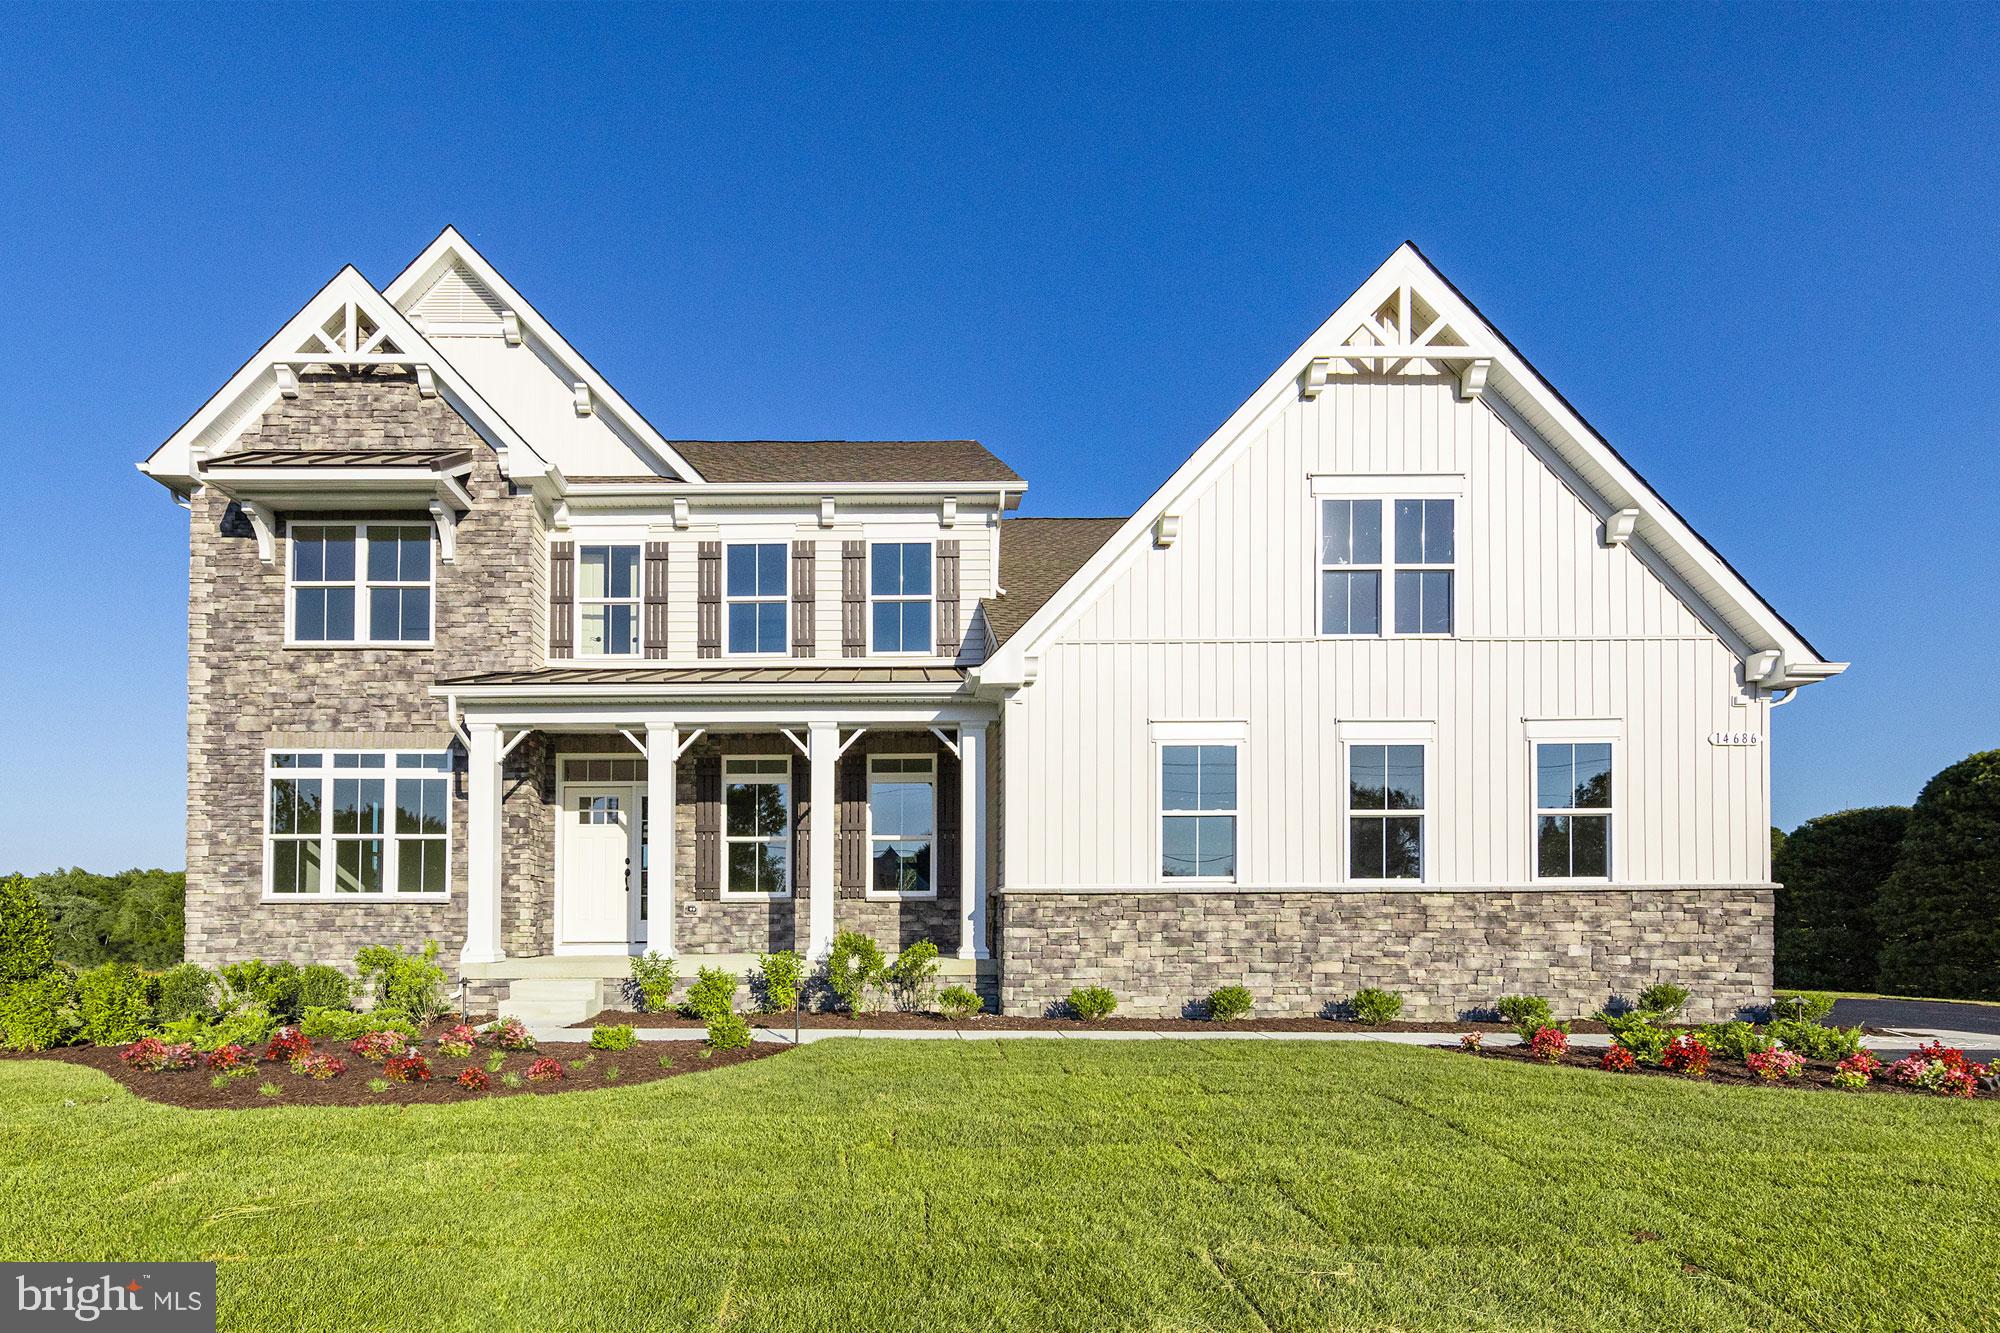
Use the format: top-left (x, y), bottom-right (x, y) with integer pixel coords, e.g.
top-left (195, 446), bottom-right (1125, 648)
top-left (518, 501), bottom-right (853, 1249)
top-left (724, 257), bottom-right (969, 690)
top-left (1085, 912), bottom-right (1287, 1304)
top-left (2, 1041), bottom-right (1997, 1332)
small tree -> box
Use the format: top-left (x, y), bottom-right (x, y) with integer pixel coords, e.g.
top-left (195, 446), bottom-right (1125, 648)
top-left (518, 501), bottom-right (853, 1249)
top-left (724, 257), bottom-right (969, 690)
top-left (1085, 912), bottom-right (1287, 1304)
top-left (1876, 751), bottom-right (2000, 1000)
top-left (1773, 806), bottom-right (1909, 991)
top-left (0, 875), bottom-right (55, 982)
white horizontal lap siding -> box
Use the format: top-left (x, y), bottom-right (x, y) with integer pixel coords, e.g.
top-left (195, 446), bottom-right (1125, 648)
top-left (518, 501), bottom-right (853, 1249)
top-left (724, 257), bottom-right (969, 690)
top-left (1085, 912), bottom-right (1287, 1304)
top-left (1013, 374), bottom-right (1766, 889)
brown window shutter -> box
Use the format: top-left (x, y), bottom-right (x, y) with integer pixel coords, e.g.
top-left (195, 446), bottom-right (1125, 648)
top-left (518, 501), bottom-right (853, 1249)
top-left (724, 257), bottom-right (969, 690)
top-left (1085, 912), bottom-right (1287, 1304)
top-left (791, 540), bottom-right (816, 658)
top-left (696, 541), bottom-right (722, 659)
top-left (643, 542), bottom-right (669, 659)
top-left (693, 752), bottom-right (722, 891)
top-left (549, 541), bottom-right (575, 658)
top-left (936, 741), bottom-right (961, 893)
top-left (837, 753), bottom-right (867, 897)
top-left (792, 752), bottom-right (809, 891)
top-left (935, 540), bottom-right (961, 658)
top-left (841, 541), bottom-right (866, 657)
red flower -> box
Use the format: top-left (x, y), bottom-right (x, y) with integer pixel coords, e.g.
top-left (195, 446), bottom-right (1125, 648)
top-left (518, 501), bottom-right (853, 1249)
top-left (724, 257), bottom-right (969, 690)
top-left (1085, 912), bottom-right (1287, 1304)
top-left (455, 1067), bottom-right (491, 1091)
top-left (526, 1057), bottom-right (566, 1084)
top-left (1527, 1026), bottom-right (1568, 1064)
top-left (264, 1027), bottom-right (311, 1063)
top-left (1661, 1034), bottom-right (1710, 1079)
top-left (384, 1053), bottom-right (432, 1083)
top-left (1600, 1045), bottom-right (1637, 1073)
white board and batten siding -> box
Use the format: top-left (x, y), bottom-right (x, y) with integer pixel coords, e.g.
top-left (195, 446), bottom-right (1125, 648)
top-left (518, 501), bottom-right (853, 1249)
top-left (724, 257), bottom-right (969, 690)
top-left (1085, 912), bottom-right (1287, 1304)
top-left (1007, 373), bottom-right (1771, 892)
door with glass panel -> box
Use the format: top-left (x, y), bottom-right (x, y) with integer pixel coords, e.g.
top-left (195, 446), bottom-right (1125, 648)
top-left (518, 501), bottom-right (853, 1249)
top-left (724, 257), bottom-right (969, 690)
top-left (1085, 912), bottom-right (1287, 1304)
top-left (560, 785), bottom-right (641, 951)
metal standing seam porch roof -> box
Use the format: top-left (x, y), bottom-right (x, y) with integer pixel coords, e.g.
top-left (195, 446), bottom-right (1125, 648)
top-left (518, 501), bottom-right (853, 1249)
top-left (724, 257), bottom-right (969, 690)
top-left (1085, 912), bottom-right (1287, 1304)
top-left (436, 665), bottom-right (968, 688)
top-left (199, 448), bottom-right (474, 470)
top-left (569, 439), bottom-right (1022, 486)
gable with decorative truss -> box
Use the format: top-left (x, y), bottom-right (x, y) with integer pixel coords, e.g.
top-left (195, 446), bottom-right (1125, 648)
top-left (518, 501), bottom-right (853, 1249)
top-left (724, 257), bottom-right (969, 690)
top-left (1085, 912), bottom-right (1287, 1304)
top-left (1296, 279), bottom-right (1490, 402)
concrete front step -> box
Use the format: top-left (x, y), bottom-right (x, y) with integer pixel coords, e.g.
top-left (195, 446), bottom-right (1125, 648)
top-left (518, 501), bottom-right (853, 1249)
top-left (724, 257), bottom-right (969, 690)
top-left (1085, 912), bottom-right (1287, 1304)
top-left (465, 952), bottom-right (1000, 983)
top-left (503, 978), bottom-right (607, 1027)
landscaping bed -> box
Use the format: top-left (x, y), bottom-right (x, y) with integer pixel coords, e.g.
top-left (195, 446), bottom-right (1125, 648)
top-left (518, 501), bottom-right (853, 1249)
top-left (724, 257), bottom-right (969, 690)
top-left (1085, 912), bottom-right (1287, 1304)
top-left (588, 1006), bottom-right (1614, 1033)
top-left (0, 1032), bottom-right (777, 1109)
top-left (1452, 1033), bottom-right (1996, 1100)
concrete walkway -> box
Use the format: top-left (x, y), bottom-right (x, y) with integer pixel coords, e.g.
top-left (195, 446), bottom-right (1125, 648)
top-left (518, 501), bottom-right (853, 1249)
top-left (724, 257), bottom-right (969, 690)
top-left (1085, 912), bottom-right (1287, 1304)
top-left (531, 1023), bottom-right (1995, 1054)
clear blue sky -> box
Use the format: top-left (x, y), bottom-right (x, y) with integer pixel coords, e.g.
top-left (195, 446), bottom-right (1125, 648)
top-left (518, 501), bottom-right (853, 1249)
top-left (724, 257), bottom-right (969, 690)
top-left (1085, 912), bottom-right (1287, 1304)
top-left (1, 4), bottom-right (1994, 872)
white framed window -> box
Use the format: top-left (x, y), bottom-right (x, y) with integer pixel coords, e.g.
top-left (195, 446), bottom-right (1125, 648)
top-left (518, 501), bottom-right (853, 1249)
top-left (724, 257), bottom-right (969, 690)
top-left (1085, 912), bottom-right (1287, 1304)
top-left (869, 542), bottom-right (933, 654)
top-left (289, 523), bottom-right (433, 645)
top-left (867, 755), bottom-right (936, 898)
top-left (264, 750), bottom-right (451, 899)
top-left (1314, 481), bottom-right (1459, 638)
top-left (1347, 743), bottom-right (1426, 880)
top-left (1160, 744), bottom-right (1238, 880)
top-left (723, 756), bottom-right (792, 897)
top-left (725, 542), bottom-right (788, 655)
top-left (1534, 741), bottom-right (1614, 880)
top-left (577, 544), bottom-right (642, 657)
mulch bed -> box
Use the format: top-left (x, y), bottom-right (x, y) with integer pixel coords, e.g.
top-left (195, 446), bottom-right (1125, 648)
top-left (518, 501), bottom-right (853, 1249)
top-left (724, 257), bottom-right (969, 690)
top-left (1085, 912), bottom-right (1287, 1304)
top-left (587, 1008), bottom-right (1612, 1035)
top-left (0, 1037), bottom-right (780, 1110)
top-left (1457, 1042), bottom-right (1991, 1099)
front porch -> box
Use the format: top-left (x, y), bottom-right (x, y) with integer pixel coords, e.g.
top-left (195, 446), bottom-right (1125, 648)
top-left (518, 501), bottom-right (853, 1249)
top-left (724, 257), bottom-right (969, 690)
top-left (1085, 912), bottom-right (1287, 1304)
top-left (437, 671), bottom-right (997, 1014)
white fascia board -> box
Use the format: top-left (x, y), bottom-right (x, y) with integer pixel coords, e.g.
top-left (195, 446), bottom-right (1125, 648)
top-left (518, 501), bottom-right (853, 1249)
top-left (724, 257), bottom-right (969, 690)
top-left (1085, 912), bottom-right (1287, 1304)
top-left (383, 227), bottom-right (707, 485)
top-left (138, 266), bottom-right (555, 494)
top-left (983, 242), bottom-right (1840, 688)
top-left (200, 465), bottom-right (477, 514)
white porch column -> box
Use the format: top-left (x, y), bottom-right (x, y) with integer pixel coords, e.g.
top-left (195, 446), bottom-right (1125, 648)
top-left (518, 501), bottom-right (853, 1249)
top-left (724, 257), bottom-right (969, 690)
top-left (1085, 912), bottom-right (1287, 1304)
top-left (808, 721), bottom-right (839, 959)
top-left (957, 721), bottom-right (990, 960)
top-left (645, 722), bottom-right (678, 958)
top-left (462, 721), bottom-right (505, 965)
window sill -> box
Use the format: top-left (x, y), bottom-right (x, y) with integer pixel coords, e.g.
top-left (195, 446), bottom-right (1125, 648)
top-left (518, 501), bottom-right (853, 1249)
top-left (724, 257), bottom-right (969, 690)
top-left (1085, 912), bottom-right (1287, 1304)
top-left (864, 890), bottom-right (940, 902)
top-left (261, 894), bottom-right (452, 904)
top-left (718, 891), bottom-right (795, 903)
top-left (285, 640), bottom-right (435, 651)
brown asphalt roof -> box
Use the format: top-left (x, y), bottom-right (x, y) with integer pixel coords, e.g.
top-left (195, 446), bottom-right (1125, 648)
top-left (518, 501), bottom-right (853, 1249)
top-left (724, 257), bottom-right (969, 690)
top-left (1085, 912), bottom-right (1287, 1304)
top-left (202, 448), bottom-right (472, 469)
top-left (437, 665), bottom-right (966, 687)
top-left (980, 517), bottom-right (1127, 649)
top-left (660, 440), bottom-right (1022, 485)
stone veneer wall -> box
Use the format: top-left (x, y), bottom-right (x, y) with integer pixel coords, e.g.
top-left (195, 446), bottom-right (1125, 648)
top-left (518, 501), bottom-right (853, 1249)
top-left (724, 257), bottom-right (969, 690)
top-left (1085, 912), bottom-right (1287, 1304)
top-left (996, 887), bottom-right (1774, 1021)
top-left (184, 369), bottom-right (545, 979)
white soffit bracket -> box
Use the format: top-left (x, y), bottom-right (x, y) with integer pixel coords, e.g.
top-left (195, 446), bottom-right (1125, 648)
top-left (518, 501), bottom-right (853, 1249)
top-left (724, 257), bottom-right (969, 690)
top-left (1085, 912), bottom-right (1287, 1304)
top-left (429, 499), bottom-right (459, 563)
top-left (274, 365), bottom-right (299, 399)
top-left (779, 728), bottom-right (810, 757)
top-left (674, 727), bottom-right (707, 760)
top-left (240, 500), bottom-right (277, 564)
top-left (552, 500), bottom-right (571, 531)
top-left (673, 497), bottom-right (690, 530)
top-left (499, 728), bottom-right (535, 759)
top-left (572, 383), bottom-right (593, 416)
top-left (1745, 649), bottom-right (1783, 687)
top-left (415, 365), bottom-right (438, 399)
top-left (927, 726), bottom-right (961, 759)
top-left (1456, 357), bottom-right (1491, 401)
top-left (617, 727), bottom-right (647, 756)
top-left (819, 497), bottom-right (836, 529)
top-left (500, 311), bottom-right (522, 346)
top-left (837, 726), bottom-right (870, 758)
top-left (1603, 508), bottom-right (1640, 547)
top-left (1153, 513), bottom-right (1181, 548)
top-left (940, 497), bottom-right (958, 528)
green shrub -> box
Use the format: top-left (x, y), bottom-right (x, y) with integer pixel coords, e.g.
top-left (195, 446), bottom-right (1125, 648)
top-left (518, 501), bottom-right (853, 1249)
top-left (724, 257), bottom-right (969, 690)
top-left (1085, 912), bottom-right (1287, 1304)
top-left (938, 984), bottom-right (983, 1020)
top-left (1604, 1013), bottom-right (1670, 1065)
top-left (1695, 1020), bottom-right (1773, 1061)
top-left (1770, 991), bottom-right (1835, 1026)
top-left (1774, 806), bottom-right (1908, 991)
top-left (886, 941), bottom-right (941, 1011)
top-left (300, 1006), bottom-right (413, 1041)
top-left (755, 951), bottom-right (803, 1013)
top-left (1768, 1019), bottom-right (1864, 1061)
top-left (1068, 986), bottom-right (1117, 1020)
top-left (0, 875), bottom-right (55, 983)
top-left (590, 1024), bottom-right (636, 1051)
top-left (1349, 988), bottom-right (1404, 1025)
top-left (1636, 982), bottom-right (1690, 1020)
top-left (630, 951), bottom-right (677, 1013)
top-left (684, 967), bottom-right (739, 1021)
top-left (196, 1006), bottom-right (277, 1052)
top-left (297, 964), bottom-right (351, 1013)
top-left (1497, 995), bottom-right (1553, 1039)
top-left (1208, 985), bottom-right (1254, 1022)
top-left (354, 941), bottom-right (450, 1023)
top-left (256, 961), bottom-right (304, 1020)
top-left (0, 970), bottom-right (77, 1050)
top-left (1877, 750), bottom-right (2000, 1000)
top-left (76, 962), bottom-right (153, 1045)
top-left (826, 931), bottom-right (885, 1012)
top-left (153, 963), bottom-right (217, 1023)
top-left (216, 960), bottom-right (271, 1010)
top-left (705, 1011), bottom-right (752, 1050)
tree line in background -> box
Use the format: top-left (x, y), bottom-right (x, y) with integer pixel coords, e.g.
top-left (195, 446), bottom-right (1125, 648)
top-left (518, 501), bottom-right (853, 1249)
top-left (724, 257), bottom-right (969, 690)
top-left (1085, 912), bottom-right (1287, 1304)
top-left (1775, 750), bottom-right (2000, 1000)
top-left (0, 869), bottom-right (184, 970)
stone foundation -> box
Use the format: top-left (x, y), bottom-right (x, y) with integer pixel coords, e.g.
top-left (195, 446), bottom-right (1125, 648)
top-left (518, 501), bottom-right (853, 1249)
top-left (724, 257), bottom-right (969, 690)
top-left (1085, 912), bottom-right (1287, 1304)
top-left (996, 886), bottom-right (1774, 1021)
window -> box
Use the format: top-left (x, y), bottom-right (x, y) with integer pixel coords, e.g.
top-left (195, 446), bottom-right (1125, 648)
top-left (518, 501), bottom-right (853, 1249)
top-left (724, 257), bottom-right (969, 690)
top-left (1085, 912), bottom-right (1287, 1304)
top-left (1349, 745), bottom-right (1424, 880)
top-left (725, 542), bottom-right (788, 654)
top-left (870, 542), bottom-right (933, 653)
top-left (723, 757), bottom-right (791, 896)
top-left (577, 544), bottom-right (641, 656)
top-left (291, 523), bottom-right (433, 644)
top-left (1319, 500), bottom-right (1381, 635)
top-left (1318, 498), bottom-right (1456, 636)
top-left (868, 756), bottom-right (935, 896)
top-left (1535, 742), bottom-right (1612, 879)
top-left (1393, 500), bottom-right (1454, 634)
top-left (1161, 745), bottom-right (1237, 879)
top-left (265, 750), bottom-right (450, 897)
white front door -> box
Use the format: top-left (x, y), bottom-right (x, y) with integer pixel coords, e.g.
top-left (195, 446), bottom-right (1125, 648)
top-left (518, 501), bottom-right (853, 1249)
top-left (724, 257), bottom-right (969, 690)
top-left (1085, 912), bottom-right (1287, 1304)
top-left (559, 784), bottom-right (640, 952)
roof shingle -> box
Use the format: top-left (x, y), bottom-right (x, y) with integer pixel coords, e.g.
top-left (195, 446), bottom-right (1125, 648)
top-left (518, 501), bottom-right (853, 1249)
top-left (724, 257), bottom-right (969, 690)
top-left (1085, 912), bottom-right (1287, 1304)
top-left (662, 440), bottom-right (1021, 485)
top-left (980, 517), bottom-right (1127, 649)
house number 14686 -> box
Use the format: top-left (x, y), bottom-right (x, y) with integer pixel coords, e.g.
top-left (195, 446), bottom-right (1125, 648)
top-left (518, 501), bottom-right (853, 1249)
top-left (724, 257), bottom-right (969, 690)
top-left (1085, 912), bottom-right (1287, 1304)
top-left (1707, 732), bottom-right (1760, 747)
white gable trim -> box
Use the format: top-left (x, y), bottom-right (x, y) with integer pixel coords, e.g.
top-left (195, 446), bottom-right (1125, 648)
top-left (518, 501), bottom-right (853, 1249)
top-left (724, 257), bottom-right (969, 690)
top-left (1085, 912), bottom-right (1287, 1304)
top-left (977, 243), bottom-right (1843, 692)
top-left (138, 266), bottom-right (555, 493)
top-left (382, 227), bottom-right (707, 485)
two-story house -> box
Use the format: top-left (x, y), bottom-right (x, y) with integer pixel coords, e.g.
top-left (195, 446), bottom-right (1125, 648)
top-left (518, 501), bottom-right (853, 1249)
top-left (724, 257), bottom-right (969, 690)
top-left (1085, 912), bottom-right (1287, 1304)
top-left (141, 229), bottom-right (1842, 1023)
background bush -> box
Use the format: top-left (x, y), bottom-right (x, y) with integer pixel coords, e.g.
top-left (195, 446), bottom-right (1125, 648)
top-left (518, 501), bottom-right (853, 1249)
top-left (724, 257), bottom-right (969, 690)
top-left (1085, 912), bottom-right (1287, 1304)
top-left (1497, 995), bottom-right (1552, 1038)
top-left (354, 942), bottom-right (450, 1023)
top-left (755, 951), bottom-right (802, 1013)
top-left (297, 964), bottom-right (351, 1012)
top-left (1635, 982), bottom-right (1689, 1020)
top-left (0, 874), bottom-right (56, 981)
top-left (0, 868), bottom-right (183, 970)
top-left (1875, 751), bottom-right (2000, 1000)
top-left (1208, 985), bottom-right (1253, 1021)
top-left (153, 963), bottom-right (216, 1023)
top-left (0, 969), bottom-right (76, 1051)
top-left (685, 967), bottom-right (739, 1021)
top-left (1773, 806), bottom-right (1909, 991)
top-left (938, 984), bottom-right (982, 1020)
top-left (76, 961), bottom-right (152, 1045)
top-left (1349, 988), bottom-right (1404, 1024)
